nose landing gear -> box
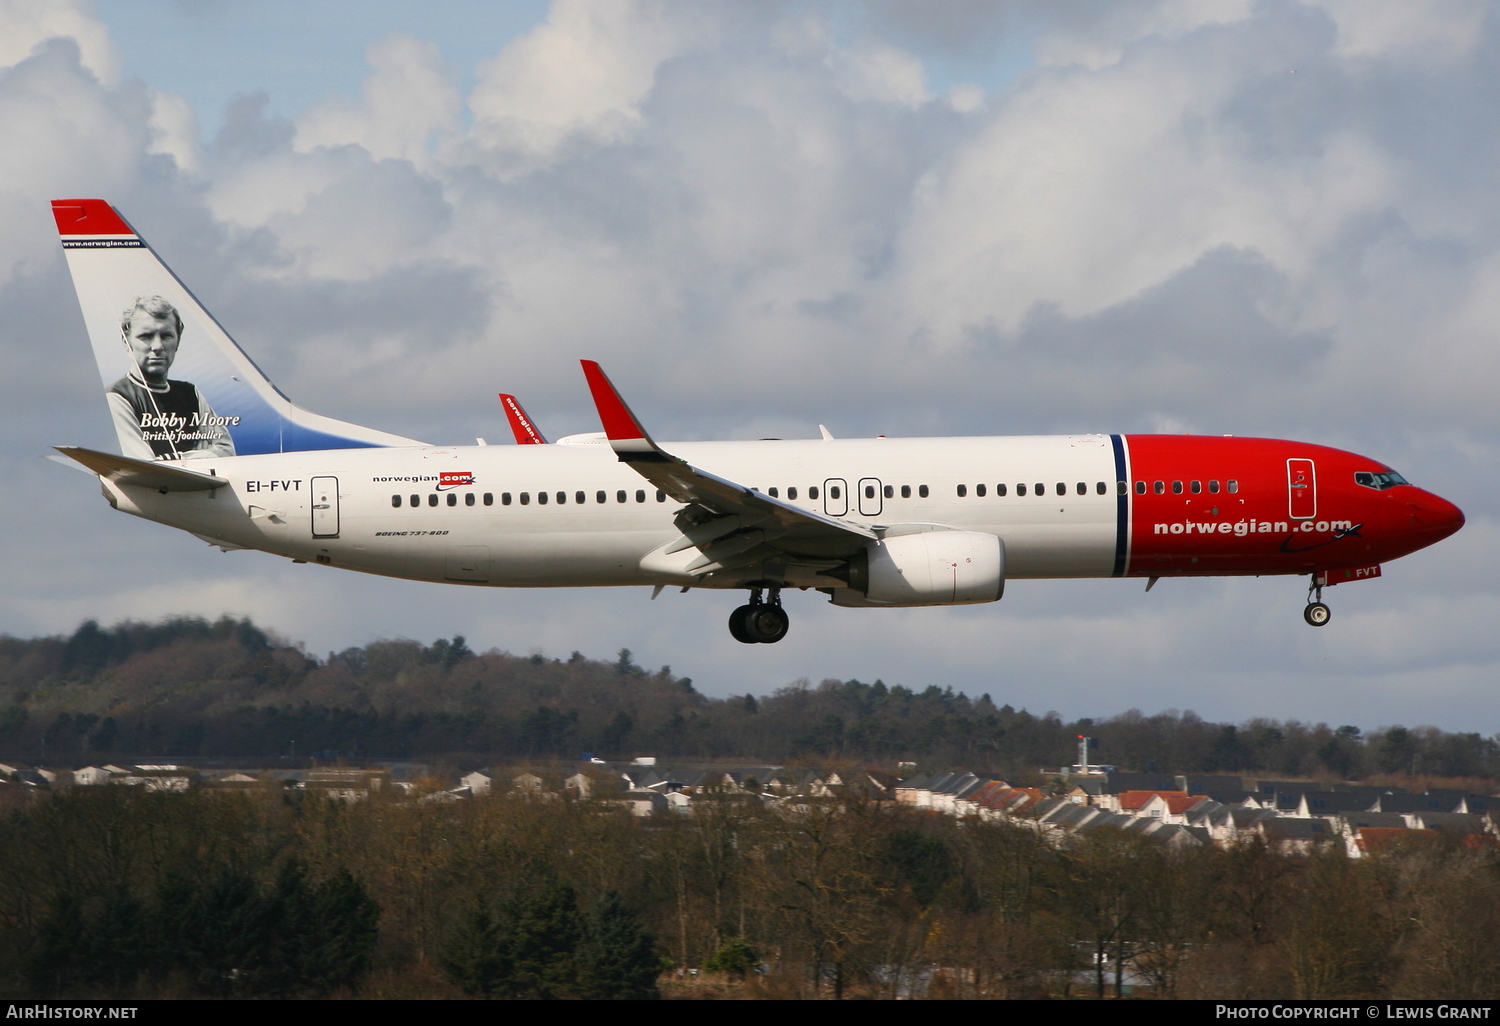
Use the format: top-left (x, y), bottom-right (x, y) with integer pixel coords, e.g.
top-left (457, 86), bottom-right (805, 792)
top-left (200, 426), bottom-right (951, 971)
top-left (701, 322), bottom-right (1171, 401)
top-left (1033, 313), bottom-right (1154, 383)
top-left (1303, 577), bottom-right (1331, 627)
top-left (729, 587), bottom-right (789, 644)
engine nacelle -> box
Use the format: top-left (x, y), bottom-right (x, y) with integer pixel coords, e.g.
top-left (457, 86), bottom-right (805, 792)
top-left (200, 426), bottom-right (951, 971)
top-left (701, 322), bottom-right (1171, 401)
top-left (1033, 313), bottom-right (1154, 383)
top-left (828, 529), bottom-right (1005, 607)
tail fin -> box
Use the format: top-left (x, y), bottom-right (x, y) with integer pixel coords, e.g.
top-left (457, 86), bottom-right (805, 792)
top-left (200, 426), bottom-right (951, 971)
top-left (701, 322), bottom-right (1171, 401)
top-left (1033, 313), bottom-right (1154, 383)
top-left (52, 199), bottom-right (425, 460)
top-left (499, 394), bottom-right (548, 444)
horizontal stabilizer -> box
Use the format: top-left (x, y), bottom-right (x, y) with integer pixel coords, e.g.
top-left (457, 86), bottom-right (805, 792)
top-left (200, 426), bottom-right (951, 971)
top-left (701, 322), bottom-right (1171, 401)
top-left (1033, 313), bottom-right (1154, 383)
top-left (54, 446), bottom-right (227, 492)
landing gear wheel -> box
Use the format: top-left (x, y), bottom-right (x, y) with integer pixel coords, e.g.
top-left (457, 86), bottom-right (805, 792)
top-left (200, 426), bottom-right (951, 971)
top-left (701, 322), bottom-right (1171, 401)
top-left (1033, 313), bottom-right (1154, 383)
top-left (728, 605), bottom-right (756, 644)
top-left (743, 604), bottom-right (790, 644)
top-left (1303, 602), bottom-right (1331, 627)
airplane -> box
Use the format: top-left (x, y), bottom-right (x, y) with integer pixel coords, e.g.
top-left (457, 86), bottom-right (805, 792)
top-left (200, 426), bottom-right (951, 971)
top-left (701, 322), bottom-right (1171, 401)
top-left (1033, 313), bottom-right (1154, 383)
top-left (49, 198), bottom-right (1465, 644)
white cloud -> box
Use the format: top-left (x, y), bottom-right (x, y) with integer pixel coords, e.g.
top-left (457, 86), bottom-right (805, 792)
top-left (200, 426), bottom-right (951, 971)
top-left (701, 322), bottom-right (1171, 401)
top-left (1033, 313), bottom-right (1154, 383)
top-left (0, 0), bottom-right (117, 83)
top-left (466, 0), bottom-right (688, 169)
top-left (294, 33), bottom-right (459, 165)
top-left (1034, 0), bottom-right (1256, 70)
top-left (827, 35), bottom-right (929, 107)
top-left (1313, 0), bottom-right (1487, 60)
top-left (146, 89), bottom-right (199, 174)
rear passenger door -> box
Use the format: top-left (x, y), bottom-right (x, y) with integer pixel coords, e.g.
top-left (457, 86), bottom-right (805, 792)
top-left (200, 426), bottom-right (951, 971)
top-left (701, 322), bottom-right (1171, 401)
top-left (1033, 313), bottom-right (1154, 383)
top-left (311, 476), bottom-right (339, 538)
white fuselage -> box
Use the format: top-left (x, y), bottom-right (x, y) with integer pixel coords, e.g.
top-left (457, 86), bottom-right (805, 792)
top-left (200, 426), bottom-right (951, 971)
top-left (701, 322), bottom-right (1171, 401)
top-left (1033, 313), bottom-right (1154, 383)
top-left (100, 434), bottom-right (1125, 588)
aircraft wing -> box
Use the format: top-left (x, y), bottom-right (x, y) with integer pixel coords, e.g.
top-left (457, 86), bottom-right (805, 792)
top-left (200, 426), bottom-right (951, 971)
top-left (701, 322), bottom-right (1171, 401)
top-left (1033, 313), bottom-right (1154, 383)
top-left (55, 446), bottom-right (229, 492)
top-left (580, 361), bottom-right (874, 577)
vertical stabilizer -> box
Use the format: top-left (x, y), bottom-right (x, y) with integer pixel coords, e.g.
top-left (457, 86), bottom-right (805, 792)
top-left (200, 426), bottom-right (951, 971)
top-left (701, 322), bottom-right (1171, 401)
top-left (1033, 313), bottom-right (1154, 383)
top-left (52, 199), bottom-right (425, 460)
top-left (499, 394), bottom-right (548, 444)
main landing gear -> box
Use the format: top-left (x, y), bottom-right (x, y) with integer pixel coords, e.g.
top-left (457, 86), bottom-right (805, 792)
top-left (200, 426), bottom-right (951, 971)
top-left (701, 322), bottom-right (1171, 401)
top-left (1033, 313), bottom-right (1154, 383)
top-left (1303, 577), bottom-right (1331, 627)
top-left (729, 587), bottom-right (789, 644)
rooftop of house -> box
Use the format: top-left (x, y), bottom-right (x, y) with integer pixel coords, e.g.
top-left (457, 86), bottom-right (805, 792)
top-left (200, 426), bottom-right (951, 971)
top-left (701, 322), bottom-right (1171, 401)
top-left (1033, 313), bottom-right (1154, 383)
top-left (1118, 789), bottom-right (1187, 811)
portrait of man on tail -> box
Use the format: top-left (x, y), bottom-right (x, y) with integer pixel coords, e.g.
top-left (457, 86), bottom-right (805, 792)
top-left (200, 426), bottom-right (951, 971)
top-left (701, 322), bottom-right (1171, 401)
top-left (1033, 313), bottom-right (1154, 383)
top-left (107, 295), bottom-right (237, 460)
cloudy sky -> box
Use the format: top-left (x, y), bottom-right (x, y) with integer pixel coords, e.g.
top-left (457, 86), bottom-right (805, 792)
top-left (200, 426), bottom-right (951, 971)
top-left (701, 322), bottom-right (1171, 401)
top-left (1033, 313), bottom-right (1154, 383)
top-left (3, 0), bottom-right (1497, 735)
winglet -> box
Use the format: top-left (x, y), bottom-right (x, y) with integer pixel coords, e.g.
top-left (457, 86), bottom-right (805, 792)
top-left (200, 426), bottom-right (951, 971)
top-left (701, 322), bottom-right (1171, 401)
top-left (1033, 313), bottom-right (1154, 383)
top-left (499, 394), bottom-right (548, 444)
top-left (580, 361), bottom-right (668, 461)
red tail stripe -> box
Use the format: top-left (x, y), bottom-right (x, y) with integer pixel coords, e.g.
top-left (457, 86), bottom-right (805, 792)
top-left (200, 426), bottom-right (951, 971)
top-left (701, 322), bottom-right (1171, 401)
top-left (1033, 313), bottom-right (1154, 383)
top-left (51, 199), bottom-right (133, 236)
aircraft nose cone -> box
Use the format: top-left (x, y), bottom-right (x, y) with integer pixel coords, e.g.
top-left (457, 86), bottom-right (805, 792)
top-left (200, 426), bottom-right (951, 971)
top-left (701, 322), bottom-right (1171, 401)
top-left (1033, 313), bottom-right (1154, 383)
top-left (1408, 491), bottom-right (1465, 541)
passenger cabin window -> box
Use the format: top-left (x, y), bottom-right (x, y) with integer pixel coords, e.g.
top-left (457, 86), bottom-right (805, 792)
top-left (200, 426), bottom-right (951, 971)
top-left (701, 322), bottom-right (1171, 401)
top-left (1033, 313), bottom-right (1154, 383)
top-left (597, 490), bottom-right (606, 503)
top-left (657, 491), bottom-right (666, 502)
top-left (957, 484), bottom-right (967, 497)
top-left (1097, 482), bottom-right (1107, 495)
top-left (1190, 480), bottom-right (1201, 494)
top-left (576, 491), bottom-right (586, 504)
top-left (996, 483), bottom-right (1007, 496)
top-left (636, 489), bottom-right (646, 503)
top-left (1227, 480), bottom-right (1239, 493)
top-left (900, 485), bottom-right (911, 498)
top-left (1056, 483), bottom-right (1066, 496)
top-left (1354, 471), bottom-right (1408, 490)
top-left (391, 495), bottom-right (401, 507)
top-left (520, 492), bottom-right (530, 505)
top-left (976, 483), bottom-right (986, 497)
top-left (538, 492), bottom-right (548, 505)
top-left (1116, 481), bottom-right (1127, 495)
top-left (465, 493), bottom-right (475, 506)
top-left (447, 493), bottom-right (457, 506)
top-left (1171, 481), bottom-right (1183, 494)
top-left (1135, 481), bottom-right (1146, 495)
top-left (1036, 483), bottom-right (1045, 496)
top-left (617, 490), bottom-right (627, 503)
top-left (1153, 481), bottom-right (1165, 494)
top-left (428, 494), bottom-right (438, 507)
top-left (1076, 482), bottom-right (1086, 495)
top-left (556, 491), bottom-right (565, 504)
top-left (1209, 480), bottom-right (1220, 493)
top-left (865, 484), bottom-right (876, 499)
top-left (410, 494), bottom-right (419, 506)
top-left (788, 487), bottom-right (798, 500)
top-left (484, 493), bottom-right (493, 506)
top-left (884, 485), bottom-right (893, 499)
top-left (830, 485), bottom-right (841, 499)
top-left (502, 492), bottom-right (512, 505)
top-left (918, 485), bottom-right (929, 498)
top-left (810, 486), bottom-right (820, 499)
top-left (1017, 483), bottom-right (1027, 496)
top-left (769, 487), bottom-right (779, 498)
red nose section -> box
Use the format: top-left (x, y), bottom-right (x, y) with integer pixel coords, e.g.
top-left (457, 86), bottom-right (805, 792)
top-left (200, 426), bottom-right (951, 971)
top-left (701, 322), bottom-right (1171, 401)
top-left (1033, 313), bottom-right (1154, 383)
top-left (1408, 490), bottom-right (1465, 542)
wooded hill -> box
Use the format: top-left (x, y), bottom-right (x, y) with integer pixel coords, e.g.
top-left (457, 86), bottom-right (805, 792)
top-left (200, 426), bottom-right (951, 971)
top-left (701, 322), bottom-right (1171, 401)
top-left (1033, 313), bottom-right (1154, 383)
top-left (0, 616), bottom-right (1495, 781)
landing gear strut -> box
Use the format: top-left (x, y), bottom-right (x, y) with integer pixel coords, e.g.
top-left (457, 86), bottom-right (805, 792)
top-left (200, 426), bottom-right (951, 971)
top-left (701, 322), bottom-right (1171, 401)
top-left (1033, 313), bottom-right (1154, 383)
top-left (1303, 577), bottom-right (1331, 627)
top-left (729, 587), bottom-right (789, 644)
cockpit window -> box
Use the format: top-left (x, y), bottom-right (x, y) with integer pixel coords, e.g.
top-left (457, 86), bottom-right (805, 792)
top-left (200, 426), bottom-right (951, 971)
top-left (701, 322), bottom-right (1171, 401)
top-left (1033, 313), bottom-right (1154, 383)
top-left (1354, 470), bottom-right (1409, 490)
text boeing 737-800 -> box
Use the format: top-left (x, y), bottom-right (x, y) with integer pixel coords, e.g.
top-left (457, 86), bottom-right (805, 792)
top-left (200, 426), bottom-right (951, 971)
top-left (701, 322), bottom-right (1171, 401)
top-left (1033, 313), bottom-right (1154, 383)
top-left (50, 199), bottom-right (1464, 643)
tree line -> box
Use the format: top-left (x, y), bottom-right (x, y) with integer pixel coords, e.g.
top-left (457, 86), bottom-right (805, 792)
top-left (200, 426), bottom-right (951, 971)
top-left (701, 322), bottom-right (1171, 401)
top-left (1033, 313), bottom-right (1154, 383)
top-left (1, 785), bottom-right (1497, 999)
top-left (0, 616), bottom-right (1495, 781)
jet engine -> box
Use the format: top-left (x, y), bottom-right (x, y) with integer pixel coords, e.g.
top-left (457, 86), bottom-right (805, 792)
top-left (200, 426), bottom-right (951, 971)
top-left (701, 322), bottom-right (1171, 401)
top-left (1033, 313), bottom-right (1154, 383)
top-left (826, 529), bottom-right (1004, 607)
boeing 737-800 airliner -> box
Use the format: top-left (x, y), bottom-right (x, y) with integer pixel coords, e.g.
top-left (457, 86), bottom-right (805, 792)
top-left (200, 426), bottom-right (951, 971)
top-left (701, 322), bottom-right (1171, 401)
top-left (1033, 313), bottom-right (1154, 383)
top-left (50, 199), bottom-right (1464, 643)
